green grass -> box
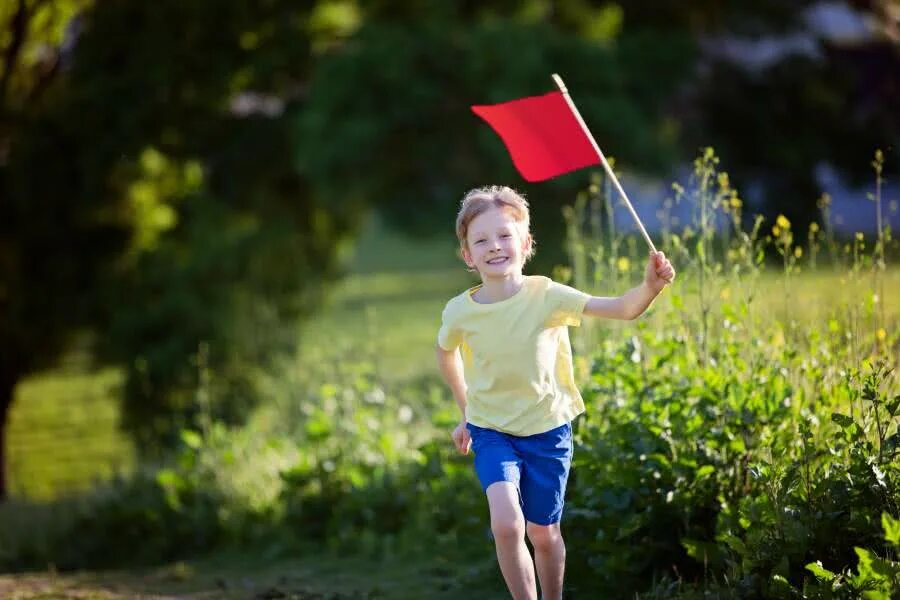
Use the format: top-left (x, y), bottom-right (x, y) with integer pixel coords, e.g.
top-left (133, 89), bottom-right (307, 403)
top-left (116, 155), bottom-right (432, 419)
top-left (6, 214), bottom-right (471, 501)
top-left (7, 368), bottom-right (134, 501)
top-left (8, 263), bottom-right (898, 500)
top-left (302, 268), bottom-right (473, 381)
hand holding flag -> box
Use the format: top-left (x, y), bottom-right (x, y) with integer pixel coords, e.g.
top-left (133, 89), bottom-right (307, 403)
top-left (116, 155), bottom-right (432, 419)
top-left (645, 251), bottom-right (676, 294)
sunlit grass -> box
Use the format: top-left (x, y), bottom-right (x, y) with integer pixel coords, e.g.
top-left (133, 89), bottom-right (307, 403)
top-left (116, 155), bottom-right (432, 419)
top-left (7, 368), bottom-right (134, 500)
top-left (8, 263), bottom-right (897, 500)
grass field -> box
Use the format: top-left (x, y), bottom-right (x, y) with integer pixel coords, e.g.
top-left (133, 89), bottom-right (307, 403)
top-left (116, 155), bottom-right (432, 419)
top-left (5, 214), bottom-right (472, 500)
top-left (8, 212), bottom-right (900, 500)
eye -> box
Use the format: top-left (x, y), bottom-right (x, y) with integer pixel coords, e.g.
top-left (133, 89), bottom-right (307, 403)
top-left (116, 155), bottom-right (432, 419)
top-left (474, 239), bottom-right (486, 244)
top-left (501, 233), bottom-right (512, 239)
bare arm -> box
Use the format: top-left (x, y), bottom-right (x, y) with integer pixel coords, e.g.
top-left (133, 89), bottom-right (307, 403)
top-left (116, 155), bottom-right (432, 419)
top-left (583, 282), bottom-right (659, 321)
top-left (583, 251), bottom-right (675, 321)
top-left (435, 344), bottom-right (471, 454)
top-left (435, 344), bottom-right (467, 418)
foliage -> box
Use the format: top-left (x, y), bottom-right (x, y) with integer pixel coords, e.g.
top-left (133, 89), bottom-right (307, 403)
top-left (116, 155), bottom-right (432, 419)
top-left (0, 351), bottom-right (489, 570)
top-left (2, 149), bottom-right (897, 600)
top-left (0, 0), bottom-right (357, 471)
top-left (298, 9), bottom-right (693, 244)
top-left (560, 147), bottom-right (899, 597)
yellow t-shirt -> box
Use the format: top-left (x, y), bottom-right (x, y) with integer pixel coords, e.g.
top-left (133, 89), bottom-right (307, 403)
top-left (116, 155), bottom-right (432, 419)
top-left (437, 275), bottom-right (590, 436)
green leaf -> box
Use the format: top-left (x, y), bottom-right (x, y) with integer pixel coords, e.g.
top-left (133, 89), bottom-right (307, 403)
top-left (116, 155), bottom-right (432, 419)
top-left (806, 560), bottom-right (836, 582)
top-left (682, 538), bottom-right (719, 564)
top-left (681, 537), bottom-right (702, 559)
top-left (884, 432), bottom-right (900, 454)
top-left (155, 468), bottom-right (181, 489)
top-left (768, 573), bottom-right (795, 597)
top-left (853, 547), bottom-right (896, 583)
top-left (305, 415), bottom-right (332, 440)
top-left (885, 395), bottom-right (900, 416)
top-left (882, 513), bottom-right (900, 546)
top-left (696, 465), bottom-right (716, 479)
top-left (831, 412), bottom-right (854, 428)
top-left (180, 429), bottom-right (203, 449)
top-left (718, 532), bottom-right (747, 556)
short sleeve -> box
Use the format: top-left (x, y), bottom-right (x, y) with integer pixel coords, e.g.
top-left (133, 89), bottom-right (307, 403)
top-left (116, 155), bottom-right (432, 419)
top-left (437, 303), bottom-right (464, 350)
top-left (545, 280), bottom-right (591, 328)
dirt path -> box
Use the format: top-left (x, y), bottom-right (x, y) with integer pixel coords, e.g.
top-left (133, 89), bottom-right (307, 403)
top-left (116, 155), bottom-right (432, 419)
top-left (0, 551), bottom-right (504, 599)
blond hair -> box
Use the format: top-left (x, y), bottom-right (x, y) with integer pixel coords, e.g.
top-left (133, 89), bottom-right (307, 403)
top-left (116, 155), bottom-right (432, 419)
top-left (455, 185), bottom-right (536, 262)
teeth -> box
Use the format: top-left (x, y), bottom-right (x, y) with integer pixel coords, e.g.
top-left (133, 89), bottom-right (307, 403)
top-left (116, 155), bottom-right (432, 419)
top-left (487, 257), bottom-right (507, 264)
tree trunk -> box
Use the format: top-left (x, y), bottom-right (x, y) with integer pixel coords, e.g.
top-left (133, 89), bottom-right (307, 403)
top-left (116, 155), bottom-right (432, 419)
top-left (0, 376), bottom-right (13, 502)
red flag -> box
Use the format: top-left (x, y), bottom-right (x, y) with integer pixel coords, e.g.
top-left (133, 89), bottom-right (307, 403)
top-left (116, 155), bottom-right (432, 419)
top-left (471, 91), bottom-right (600, 182)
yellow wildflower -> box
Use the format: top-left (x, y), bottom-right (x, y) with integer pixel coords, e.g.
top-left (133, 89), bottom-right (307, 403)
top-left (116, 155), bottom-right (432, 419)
top-left (855, 232), bottom-right (864, 241)
top-left (617, 257), bottom-right (630, 272)
top-left (772, 225), bottom-right (781, 237)
top-left (776, 214), bottom-right (791, 229)
top-left (809, 222), bottom-right (819, 233)
top-left (794, 247), bottom-right (803, 258)
top-left (717, 172), bottom-right (730, 190)
top-left (730, 196), bottom-right (742, 209)
top-left (876, 328), bottom-right (887, 342)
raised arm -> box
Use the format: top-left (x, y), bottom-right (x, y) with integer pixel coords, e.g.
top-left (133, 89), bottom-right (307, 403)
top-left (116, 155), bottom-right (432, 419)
top-left (583, 283), bottom-right (658, 320)
top-left (583, 251), bottom-right (675, 321)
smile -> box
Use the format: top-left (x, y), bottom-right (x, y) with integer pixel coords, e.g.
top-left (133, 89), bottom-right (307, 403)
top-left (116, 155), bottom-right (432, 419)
top-left (486, 257), bottom-right (508, 265)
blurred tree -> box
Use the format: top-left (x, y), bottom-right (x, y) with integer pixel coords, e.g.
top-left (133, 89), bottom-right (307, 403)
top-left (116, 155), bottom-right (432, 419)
top-left (0, 0), bottom-right (357, 496)
top-left (670, 0), bottom-right (900, 233)
top-left (298, 2), bottom-right (695, 269)
top-left (0, 0), bottom-right (115, 500)
top-left (304, 0), bottom-right (898, 249)
top-left (61, 0), bottom-right (365, 456)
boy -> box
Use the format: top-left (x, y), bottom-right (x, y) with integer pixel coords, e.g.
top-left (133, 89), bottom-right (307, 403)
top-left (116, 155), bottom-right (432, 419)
top-left (435, 185), bottom-right (675, 600)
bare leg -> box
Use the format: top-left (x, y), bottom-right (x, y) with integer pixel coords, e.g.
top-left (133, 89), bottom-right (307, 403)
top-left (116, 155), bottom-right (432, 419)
top-left (486, 482), bottom-right (537, 600)
top-left (526, 522), bottom-right (566, 600)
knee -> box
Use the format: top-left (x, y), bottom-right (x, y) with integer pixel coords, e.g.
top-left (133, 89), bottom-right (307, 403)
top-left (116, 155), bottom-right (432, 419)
top-left (526, 522), bottom-right (564, 553)
top-left (491, 515), bottom-right (526, 542)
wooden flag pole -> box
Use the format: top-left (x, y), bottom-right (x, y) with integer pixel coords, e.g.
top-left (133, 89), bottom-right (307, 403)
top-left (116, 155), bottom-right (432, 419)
top-left (551, 73), bottom-right (657, 254)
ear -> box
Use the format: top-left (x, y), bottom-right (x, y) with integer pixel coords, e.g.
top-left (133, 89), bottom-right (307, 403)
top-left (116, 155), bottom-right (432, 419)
top-left (522, 233), bottom-right (533, 256)
top-left (461, 245), bottom-right (475, 268)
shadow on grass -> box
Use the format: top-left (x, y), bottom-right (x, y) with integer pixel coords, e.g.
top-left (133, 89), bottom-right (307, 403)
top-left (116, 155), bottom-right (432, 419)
top-left (0, 548), bottom-right (508, 599)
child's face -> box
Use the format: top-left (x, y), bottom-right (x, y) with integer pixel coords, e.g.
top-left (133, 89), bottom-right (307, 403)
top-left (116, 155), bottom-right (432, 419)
top-left (462, 207), bottom-right (532, 278)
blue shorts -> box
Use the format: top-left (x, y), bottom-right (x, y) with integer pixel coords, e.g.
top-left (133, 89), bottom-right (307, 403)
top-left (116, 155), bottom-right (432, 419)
top-left (466, 422), bottom-right (574, 526)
